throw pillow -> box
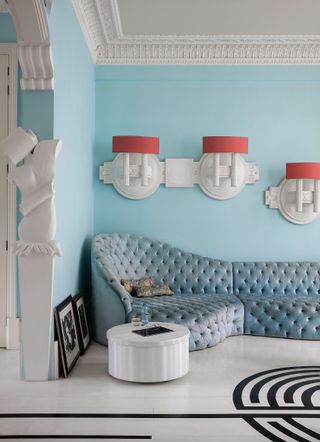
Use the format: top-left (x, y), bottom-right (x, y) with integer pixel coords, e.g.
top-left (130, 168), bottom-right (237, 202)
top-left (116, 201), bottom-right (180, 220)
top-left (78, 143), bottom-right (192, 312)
top-left (121, 277), bottom-right (155, 295)
top-left (134, 283), bottom-right (174, 298)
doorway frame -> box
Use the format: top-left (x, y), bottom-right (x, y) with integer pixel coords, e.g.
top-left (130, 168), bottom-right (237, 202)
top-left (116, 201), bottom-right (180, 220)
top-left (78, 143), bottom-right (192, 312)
top-left (0, 43), bottom-right (18, 349)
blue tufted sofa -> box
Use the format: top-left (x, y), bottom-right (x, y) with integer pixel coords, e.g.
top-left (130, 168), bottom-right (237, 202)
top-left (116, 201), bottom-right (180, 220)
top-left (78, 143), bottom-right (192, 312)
top-left (92, 234), bottom-right (320, 350)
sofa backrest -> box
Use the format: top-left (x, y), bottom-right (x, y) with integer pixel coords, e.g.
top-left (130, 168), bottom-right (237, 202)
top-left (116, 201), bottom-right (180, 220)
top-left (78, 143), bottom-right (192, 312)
top-left (233, 262), bottom-right (320, 296)
top-left (93, 234), bottom-right (233, 295)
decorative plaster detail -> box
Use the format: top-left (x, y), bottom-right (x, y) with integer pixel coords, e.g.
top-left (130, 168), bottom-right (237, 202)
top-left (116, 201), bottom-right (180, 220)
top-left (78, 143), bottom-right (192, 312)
top-left (72, 0), bottom-right (320, 65)
top-left (18, 43), bottom-right (54, 90)
top-left (266, 178), bottom-right (320, 224)
top-left (100, 153), bottom-right (259, 200)
top-left (96, 42), bottom-right (320, 65)
top-left (7, 0), bottom-right (54, 90)
top-left (15, 240), bottom-right (62, 257)
top-left (71, 0), bottom-right (107, 63)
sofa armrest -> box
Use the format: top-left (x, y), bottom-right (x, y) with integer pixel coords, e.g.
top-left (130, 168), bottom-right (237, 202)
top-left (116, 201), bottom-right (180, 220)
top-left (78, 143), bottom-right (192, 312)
top-left (93, 254), bottom-right (132, 315)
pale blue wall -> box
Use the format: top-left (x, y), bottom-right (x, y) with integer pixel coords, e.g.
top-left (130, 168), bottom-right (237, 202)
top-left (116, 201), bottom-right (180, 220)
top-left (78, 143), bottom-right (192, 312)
top-left (95, 66), bottom-right (320, 262)
top-left (49, 0), bottom-right (94, 305)
top-left (0, 13), bottom-right (16, 41)
top-left (0, 5), bottom-right (94, 311)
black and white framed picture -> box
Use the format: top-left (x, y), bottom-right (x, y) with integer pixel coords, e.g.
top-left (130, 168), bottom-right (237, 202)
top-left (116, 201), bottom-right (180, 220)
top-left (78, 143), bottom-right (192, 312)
top-left (54, 295), bottom-right (81, 377)
top-left (73, 294), bottom-right (90, 354)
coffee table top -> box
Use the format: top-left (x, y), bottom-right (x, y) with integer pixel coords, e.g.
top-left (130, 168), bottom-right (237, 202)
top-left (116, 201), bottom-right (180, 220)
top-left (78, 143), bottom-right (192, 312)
top-left (107, 322), bottom-right (189, 347)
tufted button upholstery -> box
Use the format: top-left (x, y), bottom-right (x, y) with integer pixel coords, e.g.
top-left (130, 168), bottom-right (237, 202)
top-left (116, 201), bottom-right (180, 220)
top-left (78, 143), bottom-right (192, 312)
top-left (92, 234), bottom-right (320, 349)
top-left (233, 262), bottom-right (320, 296)
top-left (238, 294), bottom-right (320, 339)
top-left (129, 294), bottom-right (244, 350)
top-left (93, 234), bottom-right (232, 296)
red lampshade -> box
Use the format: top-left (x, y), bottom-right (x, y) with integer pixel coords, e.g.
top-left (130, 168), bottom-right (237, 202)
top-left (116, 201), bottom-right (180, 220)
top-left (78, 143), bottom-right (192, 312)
top-left (203, 136), bottom-right (248, 154)
top-left (112, 136), bottom-right (160, 154)
top-left (286, 162), bottom-right (320, 180)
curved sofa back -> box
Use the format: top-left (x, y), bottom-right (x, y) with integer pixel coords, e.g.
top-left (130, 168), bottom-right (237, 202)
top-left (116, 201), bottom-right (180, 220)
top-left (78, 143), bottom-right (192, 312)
top-left (233, 262), bottom-right (320, 296)
top-left (93, 234), bottom-right (233, 296)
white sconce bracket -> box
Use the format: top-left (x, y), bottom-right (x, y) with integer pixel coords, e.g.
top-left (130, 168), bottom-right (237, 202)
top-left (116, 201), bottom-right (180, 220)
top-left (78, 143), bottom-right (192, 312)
top-left (266, 178), bottom-right (320, 225)
top-left (198, 153), bottom-right (259, 200)
top-left (100, 152), bottom-right (260, 200)
top-left (107, 153), bottom-right (162, 199)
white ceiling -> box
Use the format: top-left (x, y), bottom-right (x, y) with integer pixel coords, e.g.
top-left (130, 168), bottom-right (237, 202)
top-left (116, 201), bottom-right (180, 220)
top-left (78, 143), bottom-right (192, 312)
top-left (117, 0), bottom-right (320, 37)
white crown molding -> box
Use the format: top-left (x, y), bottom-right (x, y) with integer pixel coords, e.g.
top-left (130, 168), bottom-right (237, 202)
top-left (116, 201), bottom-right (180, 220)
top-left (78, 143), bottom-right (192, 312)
top-left (72, 0), bottom-right (320, 65)
top-left (71, 0), bottom-right (105, 63)
top-left (96, 42), bottom-right (320, 65)
top-left (6, 0), bottom-right (54, 89)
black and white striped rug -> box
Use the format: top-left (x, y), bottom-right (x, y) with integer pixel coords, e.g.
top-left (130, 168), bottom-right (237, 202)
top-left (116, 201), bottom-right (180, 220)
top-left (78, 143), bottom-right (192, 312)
top-left (233, 366), bottom-right (320, 441)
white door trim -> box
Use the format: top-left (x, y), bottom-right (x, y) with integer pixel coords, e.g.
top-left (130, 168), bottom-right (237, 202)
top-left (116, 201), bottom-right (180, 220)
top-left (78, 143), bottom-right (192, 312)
top-left (0, 43), bottom-right (19, 349)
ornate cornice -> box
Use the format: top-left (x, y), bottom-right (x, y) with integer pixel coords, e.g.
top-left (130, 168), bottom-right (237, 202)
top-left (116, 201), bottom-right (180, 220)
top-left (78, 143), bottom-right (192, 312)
top-left (72, 0), bottom-right (320, 65)
top-left (72, 0), bottom-right (106, 62)
top-left (97, 42), bottom-right (320, 65)
top-left (7, 0), bottom-right (54, 90)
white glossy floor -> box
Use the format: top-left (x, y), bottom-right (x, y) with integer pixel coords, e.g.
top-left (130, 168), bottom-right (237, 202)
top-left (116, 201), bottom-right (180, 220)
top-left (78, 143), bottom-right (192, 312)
top-left (1, 335), bottom-right (320, 441)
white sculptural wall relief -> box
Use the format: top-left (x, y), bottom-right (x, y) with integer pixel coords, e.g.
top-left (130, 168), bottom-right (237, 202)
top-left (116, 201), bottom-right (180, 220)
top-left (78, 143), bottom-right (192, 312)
top-left (265, 162), bottom-right (320, 225)
top-left (100, 135), bottom-right (260, 200)
top-left (1, 127), bottom-right (62, 381)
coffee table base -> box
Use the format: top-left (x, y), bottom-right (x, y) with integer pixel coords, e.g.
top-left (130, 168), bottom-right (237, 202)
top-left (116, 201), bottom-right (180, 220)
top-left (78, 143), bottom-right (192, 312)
top-left (108, 329), bottom-right (189, 383)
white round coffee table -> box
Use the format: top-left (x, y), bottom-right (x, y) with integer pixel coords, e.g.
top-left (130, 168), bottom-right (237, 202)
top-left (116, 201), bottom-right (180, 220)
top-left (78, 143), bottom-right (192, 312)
top-left (107, 322), bottom-right (189, 383)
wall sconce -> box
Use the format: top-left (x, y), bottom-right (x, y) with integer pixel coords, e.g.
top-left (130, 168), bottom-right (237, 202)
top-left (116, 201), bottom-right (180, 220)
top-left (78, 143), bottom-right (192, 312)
top-left (265, 162), bottom-right (320, 224)
top-left (100, 135), bottom-right (259, 200)
top-left (104, 136), bottom-right (161, 199)
top-left (198, 136), bottom-right (259, 199)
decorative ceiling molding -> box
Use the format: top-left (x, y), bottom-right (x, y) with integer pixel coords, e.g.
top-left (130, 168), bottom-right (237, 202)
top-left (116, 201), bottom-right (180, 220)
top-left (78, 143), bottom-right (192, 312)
top-left (7, 0), bottom-right (54, 90)
top-left (72, 0), bottom-right (320, 65)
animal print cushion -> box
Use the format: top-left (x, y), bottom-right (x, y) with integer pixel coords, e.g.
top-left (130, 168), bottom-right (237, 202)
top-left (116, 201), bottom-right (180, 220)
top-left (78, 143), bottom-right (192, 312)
top-left (134, 283), bottom-right (174, 298)
top-left (121, 277), bottom-right (155, 295)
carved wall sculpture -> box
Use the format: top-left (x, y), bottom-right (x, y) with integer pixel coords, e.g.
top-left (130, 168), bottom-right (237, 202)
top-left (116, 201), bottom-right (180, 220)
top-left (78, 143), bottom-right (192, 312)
top-left (2, 127), bottom-right (62, 381)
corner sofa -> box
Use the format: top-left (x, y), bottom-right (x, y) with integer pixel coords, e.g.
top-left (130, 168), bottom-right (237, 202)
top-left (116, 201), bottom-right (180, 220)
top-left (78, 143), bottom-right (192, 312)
top-left (92, 233), bottom-right (320, 350)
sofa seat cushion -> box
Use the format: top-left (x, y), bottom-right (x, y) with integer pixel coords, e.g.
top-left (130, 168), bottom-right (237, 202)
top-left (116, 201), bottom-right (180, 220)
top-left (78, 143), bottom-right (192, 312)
top-left (129, 294), bottom-right (244, 351)
top-left (238, 294), bottom-right (320, 340)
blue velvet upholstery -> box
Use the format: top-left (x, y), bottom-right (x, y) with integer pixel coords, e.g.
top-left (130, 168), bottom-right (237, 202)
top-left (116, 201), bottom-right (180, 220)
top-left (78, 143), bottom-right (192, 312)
top-left (93, 234), bottom-right (232, 296)
top-left (92, 234), bottom-right (233, 348)
top-left (130, 295), bottom-right (244, 351)
top-left (233, 262), bottom-right (320, 296)
top-left (233, 262), bottom-right (320, 339)
top-left (92, 234), bottom-right (320, 349)
top-left (238, 295), bottom-right (320, 339)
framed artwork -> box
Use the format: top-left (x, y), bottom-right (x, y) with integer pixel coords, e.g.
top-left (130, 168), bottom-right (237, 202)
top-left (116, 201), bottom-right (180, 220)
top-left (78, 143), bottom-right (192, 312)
top-left (73, 294), bottom-right (90, 354)
top-left (54, 295), bottom-right (81, 377)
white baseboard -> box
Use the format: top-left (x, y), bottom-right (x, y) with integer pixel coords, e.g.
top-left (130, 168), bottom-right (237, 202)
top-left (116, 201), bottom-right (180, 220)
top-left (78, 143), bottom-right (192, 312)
top-left (6, 317), bottom-right (20, 349)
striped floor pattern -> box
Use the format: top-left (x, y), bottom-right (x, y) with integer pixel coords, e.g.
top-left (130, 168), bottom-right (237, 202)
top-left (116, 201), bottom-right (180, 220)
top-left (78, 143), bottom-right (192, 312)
top-left (233, 366), bottom-right (320, 441)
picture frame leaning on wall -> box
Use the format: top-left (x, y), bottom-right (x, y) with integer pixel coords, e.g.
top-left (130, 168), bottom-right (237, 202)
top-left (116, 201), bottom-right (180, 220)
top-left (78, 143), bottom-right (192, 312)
top-left (54, 295), bottom-right (81, 377)
top-left (73, 293), bottom-right (91, 355)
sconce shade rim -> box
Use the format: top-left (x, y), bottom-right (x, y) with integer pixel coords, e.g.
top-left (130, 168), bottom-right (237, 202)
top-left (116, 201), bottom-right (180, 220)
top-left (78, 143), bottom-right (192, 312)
top-left (112, 136), bottom-right (160, 154)
top-left (203, 136), bottom-right (248, 154)
top-left (286, 162), bottom-right (320, 179)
